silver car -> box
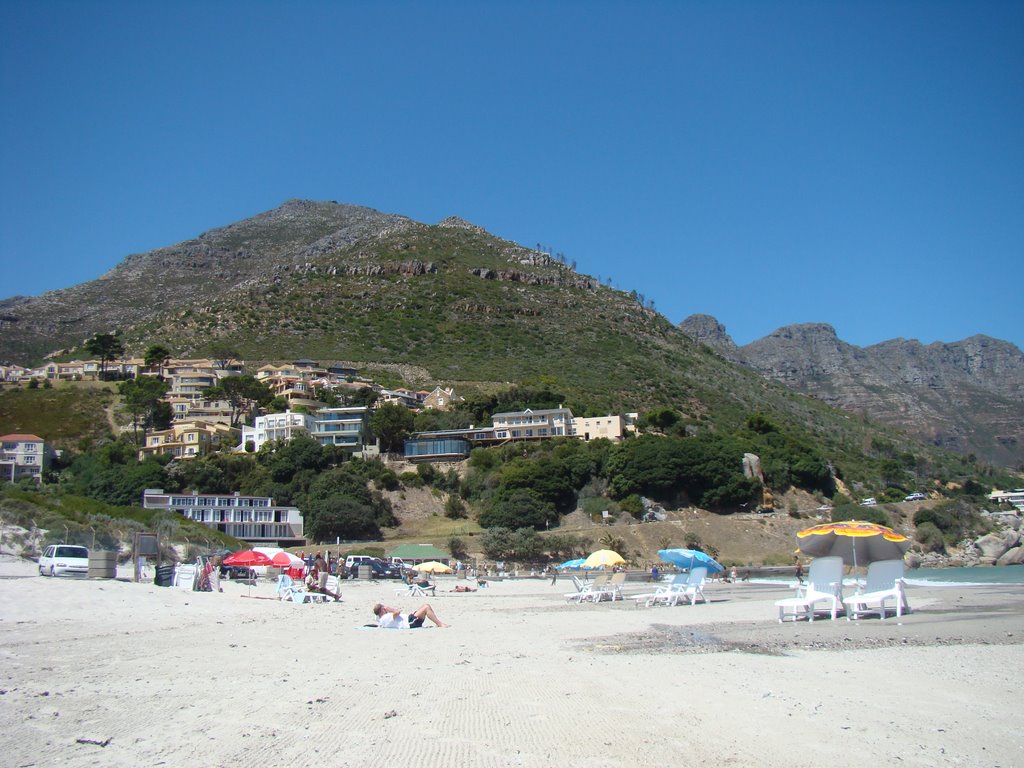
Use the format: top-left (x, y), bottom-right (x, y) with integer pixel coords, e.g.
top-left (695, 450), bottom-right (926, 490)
top-left (38, 545), bottom-right (89, 577)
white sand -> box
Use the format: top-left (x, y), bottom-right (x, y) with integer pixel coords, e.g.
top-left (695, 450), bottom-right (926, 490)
top-left (1, 556), bottom-right (1021, 767)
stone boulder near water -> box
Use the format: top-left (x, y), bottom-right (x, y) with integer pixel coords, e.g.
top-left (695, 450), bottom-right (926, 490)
top-left (996, 547), bottom-right (1024, 566)
top-left (974, 529), bottom-right (1022, 563)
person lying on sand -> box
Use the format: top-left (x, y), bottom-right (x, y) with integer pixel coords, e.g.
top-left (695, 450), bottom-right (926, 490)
top-left (451, 585), bottom-right (476, 592)
top-left (373, 602), bottom-right (449, 629)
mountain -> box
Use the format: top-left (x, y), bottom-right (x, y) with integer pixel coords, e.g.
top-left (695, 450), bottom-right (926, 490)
top-left (0, 200), bottom-right (414, 364)
top-left (0, 198), bottom-right (1002, 485)
top-left (680, 316), bottom-right (1024, 467)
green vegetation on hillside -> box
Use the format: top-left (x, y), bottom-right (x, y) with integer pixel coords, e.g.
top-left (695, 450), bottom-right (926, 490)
top-left (0, 383), bottom-right (115, 452)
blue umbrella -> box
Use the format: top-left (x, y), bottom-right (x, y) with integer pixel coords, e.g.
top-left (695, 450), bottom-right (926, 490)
top-left (556, 557), bottom-right (586, 570)
top-left (658, 548), bottom-right (724, 574)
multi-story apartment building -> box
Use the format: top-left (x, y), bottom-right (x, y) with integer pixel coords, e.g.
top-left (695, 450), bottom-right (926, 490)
top-left (142, 489), bottom-right (304, 546)
top-left (166, 396), bottom-right (235, 426)
top-left (312, 406), bottom-right (376, 454)
top-left (0, 433), bottom-right (54, 484)
top-left (138, 421), bottom-right (238, 461)
top-left (164, 362), bottom-right (221, 399)
top-left (492, 407), bottom-right (575, 440)
top-left (239, 411), bottom-right (316, 452)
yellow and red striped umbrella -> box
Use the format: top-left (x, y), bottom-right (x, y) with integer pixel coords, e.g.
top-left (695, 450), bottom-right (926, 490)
top-left (796, 520), bottom-right (910, 567)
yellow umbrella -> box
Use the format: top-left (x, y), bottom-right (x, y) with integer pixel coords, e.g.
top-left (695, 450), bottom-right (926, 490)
top-left (413, 561), bottom-right (453, 573)
top-left (582, 549), bottom-right (625, 569)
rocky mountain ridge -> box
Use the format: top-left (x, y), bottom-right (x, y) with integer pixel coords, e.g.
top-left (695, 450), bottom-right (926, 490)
top-left (680, 315), bottom-right (1024, 467)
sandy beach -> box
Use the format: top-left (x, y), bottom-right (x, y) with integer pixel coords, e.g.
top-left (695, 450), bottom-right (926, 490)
top-left (1, 557), bottom-right (1021, 768)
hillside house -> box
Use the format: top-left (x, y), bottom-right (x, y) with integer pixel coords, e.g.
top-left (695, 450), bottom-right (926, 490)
top-left (422, 386), bottom-right (463, 411)
top-left (239, 410), bottom-right (317, 452)
top-left (492, 407), bottom-right (574, 440)
top-left (0, 433), bottom-right (55, 484)
top-left (138, 421), bottom-right (238, 461)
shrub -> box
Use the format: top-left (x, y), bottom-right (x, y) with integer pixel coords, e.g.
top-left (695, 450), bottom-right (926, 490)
top-left (832, 505), bottom-right (891, 526)
top-left (915, 521), bottom-right (946, 553)
top-left (444, 495), bottom-right (467, 519)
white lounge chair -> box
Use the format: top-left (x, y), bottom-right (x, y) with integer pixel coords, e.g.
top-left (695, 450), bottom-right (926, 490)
top-left (634, 574), bottom-right (686, 607)
top-left (565, 573), bottom-right (610, 603)
top-left (591, 572), bottom-right (627, 602)
top-left (843, 559), bottom-right (910, 620)
top-left (395, 581), bottom-right (435, 598)
top-left (775, 556), bottom-right (844, 622)
top-left (276, 574), bottom-right (327, 604)
top-left (650, 568), bottom-right (709, 606)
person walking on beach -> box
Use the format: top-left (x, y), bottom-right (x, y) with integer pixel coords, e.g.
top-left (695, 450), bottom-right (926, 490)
top-left (650, 565), bottom-right (659, 583)
top-left (373, 602), bottom-right (449, 628)
top-left (794, 556), bottom-right (805, 585)
top-left (549, 565), bottom-right (557, 585)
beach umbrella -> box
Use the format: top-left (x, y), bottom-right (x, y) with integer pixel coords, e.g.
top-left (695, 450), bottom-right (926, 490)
top-left (222, 549), bottom-right (274, 567)
top-left (796, 520), bottom-right (910, 570)
top-left (556, 558), bottom-right (587, 570)
top-left (270, 551), bottom-right (303, 568)
top-left (582, 549), bottom-right (625, 569)
top-left (414, 561), bottom-right (454, 574)
top-left (657, 548), bottom-right (724, 574)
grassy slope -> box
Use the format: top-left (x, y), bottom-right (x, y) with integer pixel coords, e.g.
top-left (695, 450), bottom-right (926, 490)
top-left (0, 383), bottom-right (115, 451)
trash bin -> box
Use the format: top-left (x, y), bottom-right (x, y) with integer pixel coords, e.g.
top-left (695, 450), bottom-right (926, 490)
top-left (88, 551), bottom-right (117, 579)
top-left (357, 565), bottom-right (371, 580)
top-left (154, 564), bottom-right (175, 587)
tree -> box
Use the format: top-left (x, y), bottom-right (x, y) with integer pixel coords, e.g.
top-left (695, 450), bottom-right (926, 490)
top-left (448, 536), bottom-right (468, 560)
top-left (84, 332), bottom-right (125, 380)
top-left (143, 344), bottom-right (172, 374)
top-left (203, 375), bottom-right (273, 427)
top-left (480, 527), bottom-right (516, 559)
top-left (349, 387), bottom-right (379, 408)
top-left (369, 402), bottom-right (415, 453)
top-left (479, 489), bottom-right (557, 531)
top-left (305, 496), bottom-right (380, 541)
top-left (118, 376), bottom-right (171, 443)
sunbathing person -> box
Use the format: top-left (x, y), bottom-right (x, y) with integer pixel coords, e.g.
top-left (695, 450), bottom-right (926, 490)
top-left (451, 585), bottom-right (476, 592)
top-left (372, 602), bottom-right (449, 628)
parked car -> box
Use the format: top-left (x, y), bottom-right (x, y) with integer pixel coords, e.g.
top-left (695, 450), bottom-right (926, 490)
top-left (344, 554), bottom-right (374, 572)
top-left (860, 497), bottom-right (878, 506)
top-left (38, 545), bottom-right (89, 577)
top-left (904, 492), bottom-right (927, 502)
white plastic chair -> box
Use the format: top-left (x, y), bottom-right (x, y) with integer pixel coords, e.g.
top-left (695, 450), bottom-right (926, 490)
top-left (775, 556), bottom-right (844, 622)
top-left (843, 559), bottom-right (910, 620)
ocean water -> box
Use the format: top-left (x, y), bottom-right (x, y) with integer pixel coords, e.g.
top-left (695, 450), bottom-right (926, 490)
top-left (904, 565), bottom-right (1024, 587)
top-left (751, 565), bottom-right (1024, 588)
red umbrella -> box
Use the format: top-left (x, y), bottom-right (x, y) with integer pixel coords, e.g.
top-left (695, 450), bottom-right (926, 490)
top-left (271, 551), bottom-right (303, 568)
top-left (223, 550), bottom-right (274, 567)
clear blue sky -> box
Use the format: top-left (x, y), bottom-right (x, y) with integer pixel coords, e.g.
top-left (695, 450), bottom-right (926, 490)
top-left (2, 1), bottom-right (1022, 349)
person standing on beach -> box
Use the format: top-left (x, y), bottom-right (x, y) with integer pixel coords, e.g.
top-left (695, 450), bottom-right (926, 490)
top-left (795, 557), bottom-right (805, 585)
top-left (314, 552), bottom-right (329, 592)
top-left (650, 565), bottom-right (659, 583)
top-left (549, 565), bottom-right (557, 585)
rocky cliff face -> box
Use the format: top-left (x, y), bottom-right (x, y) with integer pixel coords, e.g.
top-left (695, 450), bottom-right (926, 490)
top-left (679, 316), bottom-right (1024, 467)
